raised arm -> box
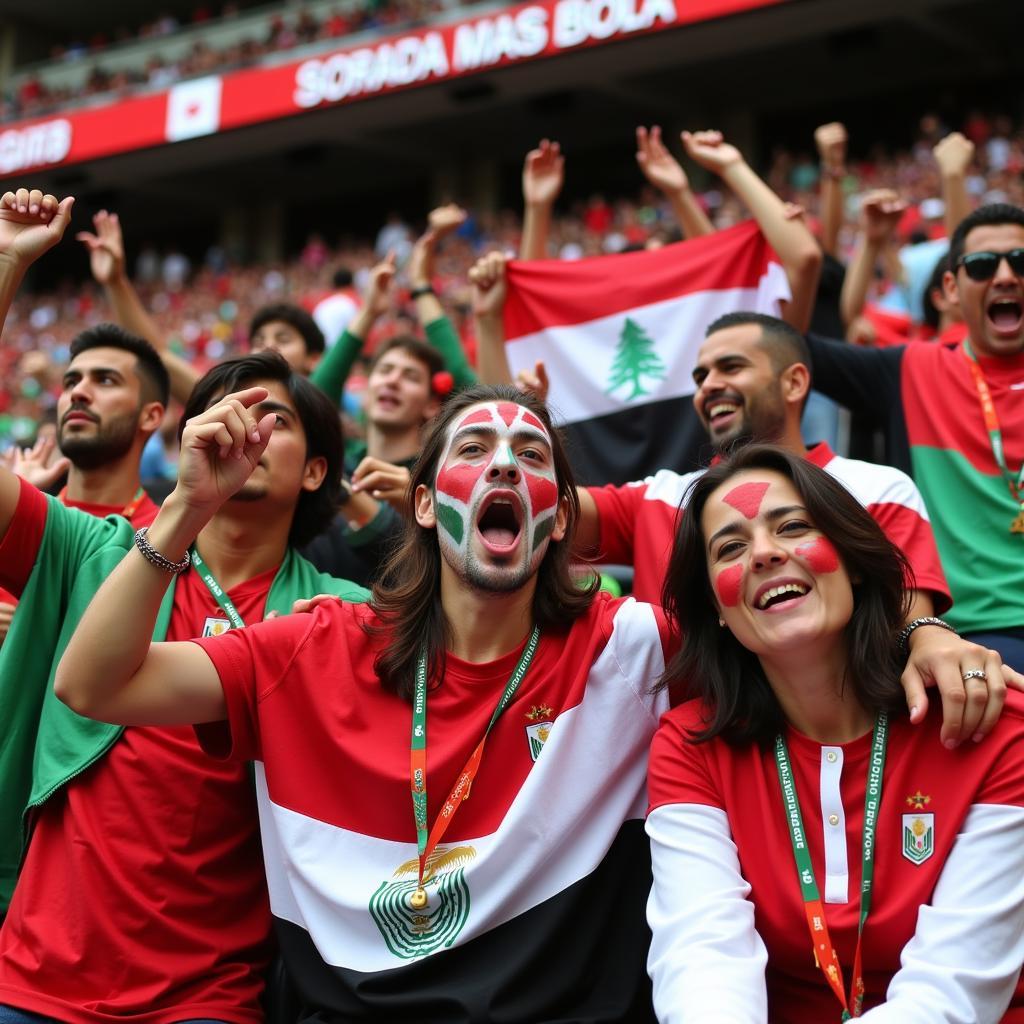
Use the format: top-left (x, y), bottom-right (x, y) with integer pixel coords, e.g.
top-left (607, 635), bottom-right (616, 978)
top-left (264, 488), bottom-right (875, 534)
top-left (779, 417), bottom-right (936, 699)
top-left (408, 204), bottom-right (478, 389)
top-left (77, 210), bottom-right (199, 405)
top-left (520, 139), bottom-right (564, 261)
top-left (468, 250), bottom-right (515, 387)
top-left (682, 129), bottom-right (822, 332)
top-left (0, 187), bottom-right (75, 536)
top-left (839, 189), bottom-right (907, 330)
top-left (814, 121), bottom-right (848, 259)
top-left (932, 132), bottom-right (974, 242)
top-left (54, 387), bottom-right (277, 725)
top-left (636, 125), bottom-right (713, 240)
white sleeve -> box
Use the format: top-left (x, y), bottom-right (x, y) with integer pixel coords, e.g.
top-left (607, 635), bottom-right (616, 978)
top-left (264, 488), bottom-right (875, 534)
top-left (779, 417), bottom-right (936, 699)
top-left (646, 803), bottom-right (768, 1024)
top-left (861, 804), bottom-right (1024, 1023)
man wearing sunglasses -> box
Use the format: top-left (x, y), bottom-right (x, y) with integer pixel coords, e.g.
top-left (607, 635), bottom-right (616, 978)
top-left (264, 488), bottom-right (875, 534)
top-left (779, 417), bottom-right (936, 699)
top-left (803, 203), bottom-right (1024, 667)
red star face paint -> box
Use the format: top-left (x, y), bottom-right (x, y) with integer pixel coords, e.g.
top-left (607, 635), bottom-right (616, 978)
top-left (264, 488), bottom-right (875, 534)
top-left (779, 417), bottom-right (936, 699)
top-left (721, 481), bottom-right (771, 520)
top-left (715, 563), bottom-right (744, 607)
top-left (795, 537), bottom-right (840, 574)
top-left (433, 402), bottom-right (560, 591)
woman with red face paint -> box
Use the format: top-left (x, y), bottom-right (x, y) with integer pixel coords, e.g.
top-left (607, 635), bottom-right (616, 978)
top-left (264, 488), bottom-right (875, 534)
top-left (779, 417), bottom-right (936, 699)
top-left (647, 443), bottom-right (1024, 1024)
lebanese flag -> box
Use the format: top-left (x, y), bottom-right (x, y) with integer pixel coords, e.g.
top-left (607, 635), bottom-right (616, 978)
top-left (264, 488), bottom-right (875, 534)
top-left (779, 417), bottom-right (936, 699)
top-left (165, 76), bottom-right (223, 141)
top-left (503, 221), bottom-right (790, 485)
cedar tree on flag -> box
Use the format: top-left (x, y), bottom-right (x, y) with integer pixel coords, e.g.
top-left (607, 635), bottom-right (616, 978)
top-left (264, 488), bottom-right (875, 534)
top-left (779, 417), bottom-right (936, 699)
top-left (503, 220), bottom-right (791, 484)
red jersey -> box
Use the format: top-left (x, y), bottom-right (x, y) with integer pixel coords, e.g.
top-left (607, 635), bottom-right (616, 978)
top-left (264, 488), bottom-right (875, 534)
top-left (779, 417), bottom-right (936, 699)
top-left (647, 695), bottom-right (1024, 1022)
top-left (0, 483), bottom-right (272, 1024)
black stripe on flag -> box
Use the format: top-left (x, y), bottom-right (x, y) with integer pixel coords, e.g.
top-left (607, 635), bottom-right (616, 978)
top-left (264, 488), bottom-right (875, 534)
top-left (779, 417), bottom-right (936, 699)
top-left (562, 396), bottom-right (713, 486)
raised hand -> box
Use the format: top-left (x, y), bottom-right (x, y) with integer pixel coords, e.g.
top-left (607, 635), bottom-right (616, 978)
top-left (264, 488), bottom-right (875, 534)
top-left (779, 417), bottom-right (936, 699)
top-left (814, 122), bottom-right (848, 171)
top-left (680, 130), bottom-right (743, 176)
top-left (351, 456), bottom-right (411, 510)
top-left (0, 188), bottom-right (74, 268)
top-left (933, 132), bottom-right (975, 178)
top-left (76, 209), bottom-right (126, 286)
top-left (522, 139), bottom-right (564, 207)
top-left (860, 188), bottom-right (907, 245)
top-left (9, 435), bottom-right (70, 490)
top-left (427, 203), bottom-right (468, 238)
top-left (175, 386), bottom-right (276, 514)
top-left (468, 251), bottom-right (508, 320)
top-left (365, 251), bottom-right (397, 316)
top-left (515, 360), bottom-right (550, 404)
top-left (636, 126), bottom-right (689, 196)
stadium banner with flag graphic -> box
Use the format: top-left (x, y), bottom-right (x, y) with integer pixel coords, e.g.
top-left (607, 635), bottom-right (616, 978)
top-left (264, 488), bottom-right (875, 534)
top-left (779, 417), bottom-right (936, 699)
top-left (503, 219), bottom-right (790, 485)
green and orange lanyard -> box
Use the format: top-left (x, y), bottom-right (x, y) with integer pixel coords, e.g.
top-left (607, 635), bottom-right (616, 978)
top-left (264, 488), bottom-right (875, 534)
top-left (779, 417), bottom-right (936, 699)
top-left (963, 340), bottom-right (1024, 533)
top-left (775, 712), bottom-right (888, 1020)
top-left (408, 625), bottom-right (540, 909)
top-left (59, 485), bottom-right (147, 521)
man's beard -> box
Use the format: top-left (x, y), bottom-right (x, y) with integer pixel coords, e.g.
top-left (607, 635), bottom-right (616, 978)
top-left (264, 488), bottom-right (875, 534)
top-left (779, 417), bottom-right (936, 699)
top-left (711, 396), bottom-right (786, 454)
top-left (229, 481), bottom-right (269, 503)
top-left (59, 409), bottom-right (138, 470)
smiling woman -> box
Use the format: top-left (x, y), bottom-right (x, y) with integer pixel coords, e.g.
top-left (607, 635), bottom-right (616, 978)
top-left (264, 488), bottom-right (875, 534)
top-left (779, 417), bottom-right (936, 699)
top-left (646, 443), bottom-right (1024, 1023)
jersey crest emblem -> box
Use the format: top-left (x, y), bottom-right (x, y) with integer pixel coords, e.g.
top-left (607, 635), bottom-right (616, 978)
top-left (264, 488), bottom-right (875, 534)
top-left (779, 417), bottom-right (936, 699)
top-left (369, 845), bottom-right (475, 959)
top-left (525, 720), bottom-right (553, 761)
top-left (202, 616), bottom-right (232, 637)
top-left (902, 814), bottom-right (934, 865)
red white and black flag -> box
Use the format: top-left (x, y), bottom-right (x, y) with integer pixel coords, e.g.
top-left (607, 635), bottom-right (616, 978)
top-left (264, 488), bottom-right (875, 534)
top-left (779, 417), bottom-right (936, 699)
top-left (503, 221), bottom-right (790, 485)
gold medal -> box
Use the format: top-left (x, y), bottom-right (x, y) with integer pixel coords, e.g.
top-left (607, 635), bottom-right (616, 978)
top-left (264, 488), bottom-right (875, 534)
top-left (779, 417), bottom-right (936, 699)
top-left (410, 887), bottom-right (429, 909)
top-left (1012, 508), bottom-right (1024, 534)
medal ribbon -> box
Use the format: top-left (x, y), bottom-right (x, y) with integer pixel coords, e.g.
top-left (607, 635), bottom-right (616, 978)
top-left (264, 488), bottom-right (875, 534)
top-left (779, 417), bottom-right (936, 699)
top-left (189, 545), bottom-right (246, 629)
top-left (963, 341), bottom-right (1024, 505)
top-left (774, 712), bottom-right (888, 1021)
top-left (59, 485), bottom-right (146, 520)
top-left (410, 625), bottom-right (540, 894)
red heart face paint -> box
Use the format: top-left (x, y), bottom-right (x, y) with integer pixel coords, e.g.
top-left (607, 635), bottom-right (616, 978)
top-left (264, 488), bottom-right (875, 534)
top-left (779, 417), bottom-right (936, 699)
top-left (795, 537), bottom-right (840, 573)
top-left (433, 402), bottom-right (560, 591)
top-left (721, 481), bottom-right (770, 520)
top-left (715, 563), bottom-right (744, 607)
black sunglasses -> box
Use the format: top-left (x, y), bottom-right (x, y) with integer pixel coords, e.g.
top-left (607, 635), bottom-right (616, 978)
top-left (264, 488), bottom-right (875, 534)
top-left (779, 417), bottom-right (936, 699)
top-left (956, 248), bottom-right (1024, 281)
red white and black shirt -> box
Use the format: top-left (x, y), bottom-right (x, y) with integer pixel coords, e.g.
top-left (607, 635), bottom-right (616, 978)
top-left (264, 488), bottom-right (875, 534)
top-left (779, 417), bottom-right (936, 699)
top-left (647, 694), bottom-right (1024, 1023)
top-left (586, 442), bottom-right (951, 609)
top-left (193, 592), bottom-right (673, 1023)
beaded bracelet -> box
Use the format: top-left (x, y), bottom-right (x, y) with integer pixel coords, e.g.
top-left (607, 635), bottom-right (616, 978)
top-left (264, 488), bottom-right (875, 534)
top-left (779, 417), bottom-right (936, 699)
top-left (896, 616), bottom-right (958, 654)
top-left (134, 527), bottom-right (191, 575)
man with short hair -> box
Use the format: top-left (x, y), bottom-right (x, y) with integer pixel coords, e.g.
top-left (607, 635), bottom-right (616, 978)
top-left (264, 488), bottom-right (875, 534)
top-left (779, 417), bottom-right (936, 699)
top-left (0, 189), bottom-right (366, 1022)
top-left (250, 301), bottom-right (326, 376)
top-left (577, 311), bottom-right (949, 609)
top-left (0, 314), bottom-right (169, 646)
top-left (804, 203), bottom-right (1024, 664)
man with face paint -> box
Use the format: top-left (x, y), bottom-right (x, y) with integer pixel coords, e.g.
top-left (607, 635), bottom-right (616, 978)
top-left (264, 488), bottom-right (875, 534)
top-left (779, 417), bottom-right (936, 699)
top-left (578, 311), bottom-right (1014, 747)
top-left (56, 383), bottom-right (677, 1024)
top-left (432, 400), bottom-right (560, 593)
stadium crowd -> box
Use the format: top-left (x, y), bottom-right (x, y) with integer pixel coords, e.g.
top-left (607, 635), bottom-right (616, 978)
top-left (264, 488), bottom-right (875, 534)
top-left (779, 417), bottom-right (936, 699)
top-left (0, 102), bottom-right (1022, 1024)
top-left (4, 0), bottom-right (450, 122)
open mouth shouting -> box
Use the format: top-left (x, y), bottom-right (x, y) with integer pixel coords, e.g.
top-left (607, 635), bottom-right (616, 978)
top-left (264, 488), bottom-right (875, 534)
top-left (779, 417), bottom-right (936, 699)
top-left (753, 577), bottom-right (811, 613)
top-left (986, 296), bottom-right (1024, 339)
top-left (476, 490), bottom-right (524, 557)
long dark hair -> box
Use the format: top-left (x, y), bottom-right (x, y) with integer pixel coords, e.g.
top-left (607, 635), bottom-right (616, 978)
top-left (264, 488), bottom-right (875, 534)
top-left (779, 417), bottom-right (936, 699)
top-left (181, 351), bottom-right (343, 547)
top-left (370, 384), bottom-right (596, 700)
top-left (660, 444), bottom-right (912, 746)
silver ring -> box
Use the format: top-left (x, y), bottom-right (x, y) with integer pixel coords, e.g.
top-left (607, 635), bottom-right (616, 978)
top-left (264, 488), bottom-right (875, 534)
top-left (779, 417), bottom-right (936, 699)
top-left (962, 669), bottom-right (988, 682)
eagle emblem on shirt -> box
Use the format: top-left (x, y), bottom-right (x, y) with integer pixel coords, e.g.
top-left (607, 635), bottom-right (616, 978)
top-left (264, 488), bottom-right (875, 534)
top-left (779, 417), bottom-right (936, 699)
top-left (369, 845), bottom-right (476, 959)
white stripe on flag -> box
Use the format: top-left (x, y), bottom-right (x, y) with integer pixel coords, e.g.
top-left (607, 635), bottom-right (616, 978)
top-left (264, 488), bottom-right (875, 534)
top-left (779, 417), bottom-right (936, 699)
top-left (506, 263), bottom-right (789, 426)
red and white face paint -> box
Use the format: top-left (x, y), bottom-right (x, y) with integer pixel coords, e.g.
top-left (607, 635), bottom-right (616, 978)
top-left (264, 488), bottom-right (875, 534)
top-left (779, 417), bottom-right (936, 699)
top-left (701, 469), bottom-right (855, 659)
top-left (433, 401), bottom-right (560, 592)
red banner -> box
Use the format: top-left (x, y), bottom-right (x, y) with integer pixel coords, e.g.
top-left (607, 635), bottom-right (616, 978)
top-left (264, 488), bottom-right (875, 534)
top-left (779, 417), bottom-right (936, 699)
top-left (0, 0), bottom-right (784, 179)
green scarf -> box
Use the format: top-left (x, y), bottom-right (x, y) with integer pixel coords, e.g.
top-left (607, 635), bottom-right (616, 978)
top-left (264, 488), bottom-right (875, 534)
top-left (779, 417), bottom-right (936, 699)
top-left (0, 496), bottom-right (367, 912)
